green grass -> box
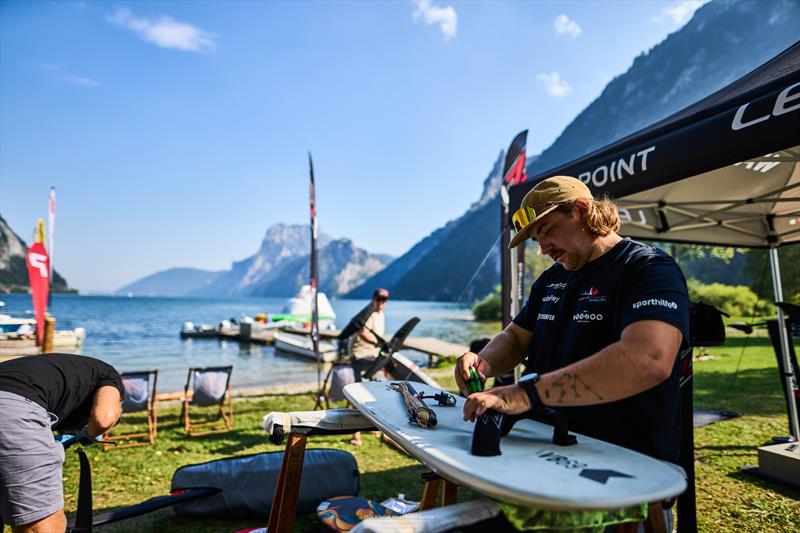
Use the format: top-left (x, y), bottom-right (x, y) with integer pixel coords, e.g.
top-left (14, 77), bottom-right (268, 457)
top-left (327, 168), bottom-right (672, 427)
top-left (690, 333), bottom-right (800, 531)
top-left (4, 335), bottom-right (799, 532)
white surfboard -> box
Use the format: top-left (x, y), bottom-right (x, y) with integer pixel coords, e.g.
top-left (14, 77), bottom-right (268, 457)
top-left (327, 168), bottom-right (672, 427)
top-left (343, 381), bottom-right (686, 511)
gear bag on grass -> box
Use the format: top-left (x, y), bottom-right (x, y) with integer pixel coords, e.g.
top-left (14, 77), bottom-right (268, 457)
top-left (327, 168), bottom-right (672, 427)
top-left (171, 449), bottom-right (359, 518)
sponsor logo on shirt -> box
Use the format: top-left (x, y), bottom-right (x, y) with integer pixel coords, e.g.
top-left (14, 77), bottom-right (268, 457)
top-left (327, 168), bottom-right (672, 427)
top-left (573, 312), bottom-right (604, 322)
top-left (538, 313), bottom-right (556, 321)
top-left (546, 282), bottom-right (567, 290)
top-left (632, 298), bottom-right (678, 310)
top-left (542, 294), bottom-right (560, 303)
top-left (578, 286), bottom-right (607, 302)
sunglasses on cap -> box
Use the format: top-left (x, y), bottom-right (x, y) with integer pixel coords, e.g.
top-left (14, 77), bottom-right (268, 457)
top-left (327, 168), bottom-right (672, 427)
top-left (512, 205), bottom-right (538, 233)
top-left (511, 202), bottom-right (561, 235)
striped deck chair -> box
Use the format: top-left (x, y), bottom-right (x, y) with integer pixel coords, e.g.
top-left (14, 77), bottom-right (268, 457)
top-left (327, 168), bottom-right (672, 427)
top-left (103, 370), bottom-right (159, 450)
top-left (181, 366), bottom-right (234, 436)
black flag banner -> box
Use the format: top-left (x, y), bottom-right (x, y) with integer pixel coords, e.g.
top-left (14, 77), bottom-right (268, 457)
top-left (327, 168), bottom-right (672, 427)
top-left (503, 130), bottom-right (528, 188)
top-left (500, 130), bottom-right (528, 327)
top-left (308, 153), bottom-right (321, 388)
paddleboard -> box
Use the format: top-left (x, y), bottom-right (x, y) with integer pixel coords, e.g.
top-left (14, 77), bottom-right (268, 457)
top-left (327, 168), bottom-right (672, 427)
top-left (343, 381), bottom-right (686, 511)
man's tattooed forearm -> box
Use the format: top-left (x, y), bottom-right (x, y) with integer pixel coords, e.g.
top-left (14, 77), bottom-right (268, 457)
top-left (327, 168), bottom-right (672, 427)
top-left (548, 372), bottom-right (604, 404)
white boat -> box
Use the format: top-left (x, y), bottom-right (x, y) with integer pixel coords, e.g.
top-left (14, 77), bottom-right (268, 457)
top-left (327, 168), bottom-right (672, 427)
top-left (279, 285), bottom-right (337, 329)
top-left (180, 322), bottom-right (218, 339)
top-left (0, 304), bottom-right (36, 333)
top-left (272, 330), bottom-right (338, 363)
top-left (0, 303), bottom-right (85, 349)
top-left (52, 327), bottom-right (86, 349)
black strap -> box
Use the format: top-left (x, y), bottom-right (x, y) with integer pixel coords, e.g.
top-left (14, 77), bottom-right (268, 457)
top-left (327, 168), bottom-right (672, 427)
top-left (92, 488), bottom-right (219, 527)
top-left (70, 449), bottom-right (93, 533)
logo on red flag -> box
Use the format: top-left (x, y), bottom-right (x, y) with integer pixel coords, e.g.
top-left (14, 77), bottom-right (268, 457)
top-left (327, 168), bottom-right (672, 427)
top-left (26, 242), bottom-right (50, 345)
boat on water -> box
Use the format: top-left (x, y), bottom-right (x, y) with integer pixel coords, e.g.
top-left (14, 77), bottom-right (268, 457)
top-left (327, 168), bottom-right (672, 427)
top-left (0, 302), bottom-right (86, 354)
top-left (180, 322), bottom-right (218, 339)
top-left (0, 302), bottom-right (36, 334)
top-left (180, 285), bottom-right (337, 340)
top-left (271, 285), bottom-right (337, 329)
top-left (272, 330), bottom-right (339, 363)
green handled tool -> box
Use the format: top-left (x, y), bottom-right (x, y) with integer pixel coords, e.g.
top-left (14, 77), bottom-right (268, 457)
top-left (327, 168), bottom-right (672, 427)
top-left (466, 367), bottom-right (484, 394)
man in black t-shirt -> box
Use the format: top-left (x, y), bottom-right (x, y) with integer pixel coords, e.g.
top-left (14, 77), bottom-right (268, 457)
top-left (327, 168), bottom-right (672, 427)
top-left (0, 353), bottom-right (123, 532)
top-left (456, 175), bottom-right (689, 467)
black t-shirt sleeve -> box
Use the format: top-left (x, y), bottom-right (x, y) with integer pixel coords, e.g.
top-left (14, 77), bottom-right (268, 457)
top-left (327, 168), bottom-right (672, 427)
top-left (620, 252), bottom-right (690, 349)
top-left (95, 360), bottom-right (124, 397)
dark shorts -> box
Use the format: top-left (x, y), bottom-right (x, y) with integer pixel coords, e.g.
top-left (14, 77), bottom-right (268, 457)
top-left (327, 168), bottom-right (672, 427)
top-left (0, 391), bottom-right (65, 526)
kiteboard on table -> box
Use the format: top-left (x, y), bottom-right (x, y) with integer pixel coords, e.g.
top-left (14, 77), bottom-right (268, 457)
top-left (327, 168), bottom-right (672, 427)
top-left (343, 381), bottom-right (686, 511)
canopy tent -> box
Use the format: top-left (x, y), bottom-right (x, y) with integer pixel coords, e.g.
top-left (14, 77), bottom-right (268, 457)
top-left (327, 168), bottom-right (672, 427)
top-left (505, 42), bottom-right (799, 531)
top-left (508, 40), bottom-right (800, 433)
top-left (509, 41), bottom-right (799, 248)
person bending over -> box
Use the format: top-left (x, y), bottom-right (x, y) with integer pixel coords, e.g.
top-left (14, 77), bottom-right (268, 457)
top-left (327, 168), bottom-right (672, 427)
top-left (456, 176), bottom-right (689, 527)
top-left (0, 353), bottom-right (123, 533)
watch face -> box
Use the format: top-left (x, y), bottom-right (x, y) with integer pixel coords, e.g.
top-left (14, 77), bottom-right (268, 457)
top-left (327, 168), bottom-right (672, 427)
top-left (519, 372), bottom-right (540, 385)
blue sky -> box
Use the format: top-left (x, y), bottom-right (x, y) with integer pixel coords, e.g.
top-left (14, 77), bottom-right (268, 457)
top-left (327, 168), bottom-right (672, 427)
top-left (1, 0), bottom-right (707, 292)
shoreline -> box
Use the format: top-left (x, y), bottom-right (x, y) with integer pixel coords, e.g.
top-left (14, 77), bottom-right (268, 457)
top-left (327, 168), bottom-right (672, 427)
top-left (156, 366), bottom-right (455, 403)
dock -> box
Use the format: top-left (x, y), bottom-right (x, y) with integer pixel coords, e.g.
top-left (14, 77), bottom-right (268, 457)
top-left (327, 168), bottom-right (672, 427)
top-left (280, 326), bottom-right (468, 360)
top-left (181, 324), bottom-right (469, 362)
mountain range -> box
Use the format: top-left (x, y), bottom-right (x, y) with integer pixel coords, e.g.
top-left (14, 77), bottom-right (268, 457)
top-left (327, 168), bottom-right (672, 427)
top-left (346, 0), bottom-right (800, 301)
top-left (3, 0), bottom-right (798, 300)
top-left (116, 223), bottom-right (392, 298)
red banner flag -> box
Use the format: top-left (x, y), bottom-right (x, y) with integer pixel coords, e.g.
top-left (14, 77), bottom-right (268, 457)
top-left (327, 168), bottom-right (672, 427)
top-left (26, 242), bottom-right (50, 344)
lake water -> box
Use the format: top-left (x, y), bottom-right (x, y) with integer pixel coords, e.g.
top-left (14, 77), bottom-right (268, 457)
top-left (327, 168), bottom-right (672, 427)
top-left (0, 294), bottom-right (499, 392)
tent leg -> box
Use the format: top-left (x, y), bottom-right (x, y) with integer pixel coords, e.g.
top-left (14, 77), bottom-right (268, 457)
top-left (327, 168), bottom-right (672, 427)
top-left (769, 247), bottom-right (800, 439)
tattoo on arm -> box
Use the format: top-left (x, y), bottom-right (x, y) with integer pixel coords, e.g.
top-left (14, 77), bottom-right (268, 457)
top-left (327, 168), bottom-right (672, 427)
top-left (549, 372), bottom-right (604, 404)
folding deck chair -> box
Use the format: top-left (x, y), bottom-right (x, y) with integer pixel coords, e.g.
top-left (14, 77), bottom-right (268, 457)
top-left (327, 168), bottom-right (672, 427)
top-left (103, 370), bottom-right (159, 450)
top-left (181, 365), bottom-right (234, 436)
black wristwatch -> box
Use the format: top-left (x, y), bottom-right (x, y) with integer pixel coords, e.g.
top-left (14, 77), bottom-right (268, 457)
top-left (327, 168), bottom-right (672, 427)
top-left (518, 372), bottom-right (543, 410)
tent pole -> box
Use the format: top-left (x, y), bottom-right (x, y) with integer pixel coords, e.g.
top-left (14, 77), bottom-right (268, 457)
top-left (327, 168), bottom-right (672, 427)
top-left (769, 247), bottom-right (800, 439)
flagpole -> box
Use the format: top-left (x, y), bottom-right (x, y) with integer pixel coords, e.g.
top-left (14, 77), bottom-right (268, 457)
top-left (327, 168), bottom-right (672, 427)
top-left (48, 187), bottom-right (55, 306)
top-left (308, 153), bottom-right (321, 391)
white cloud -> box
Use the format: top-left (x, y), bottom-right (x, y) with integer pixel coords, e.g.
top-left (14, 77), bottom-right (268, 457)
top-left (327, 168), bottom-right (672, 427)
top-left (60, 74), bottom-right (101, 87)
top-left (107, 8), bottom-right (215, 52)
top-left (536, 72), bottom-right (571, 97)
top-left (654, 1), bottom-right (708, 26)
top-left (412, 0), bottom-right (457, 42)
top-left (554, 14), bottom-right (581, 38)
top-left (38, 64), bottom-right (100, 87)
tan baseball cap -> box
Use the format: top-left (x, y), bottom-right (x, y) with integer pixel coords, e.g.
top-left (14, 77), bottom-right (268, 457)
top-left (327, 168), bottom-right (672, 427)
top-left (509, 175), bottom-right (593, 249)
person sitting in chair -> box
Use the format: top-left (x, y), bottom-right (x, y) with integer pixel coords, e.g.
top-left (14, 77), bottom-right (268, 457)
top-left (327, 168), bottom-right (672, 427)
top-left (349, 288), bottom-right (390, 445)
top-left (0, 353), bottom-right (123, 533)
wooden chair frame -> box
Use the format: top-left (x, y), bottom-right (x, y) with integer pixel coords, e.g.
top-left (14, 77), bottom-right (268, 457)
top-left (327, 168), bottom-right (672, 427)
top-left (103, 370), bottom-right (159, 451)
top-left (181, 365), bottom-right (234, 436)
